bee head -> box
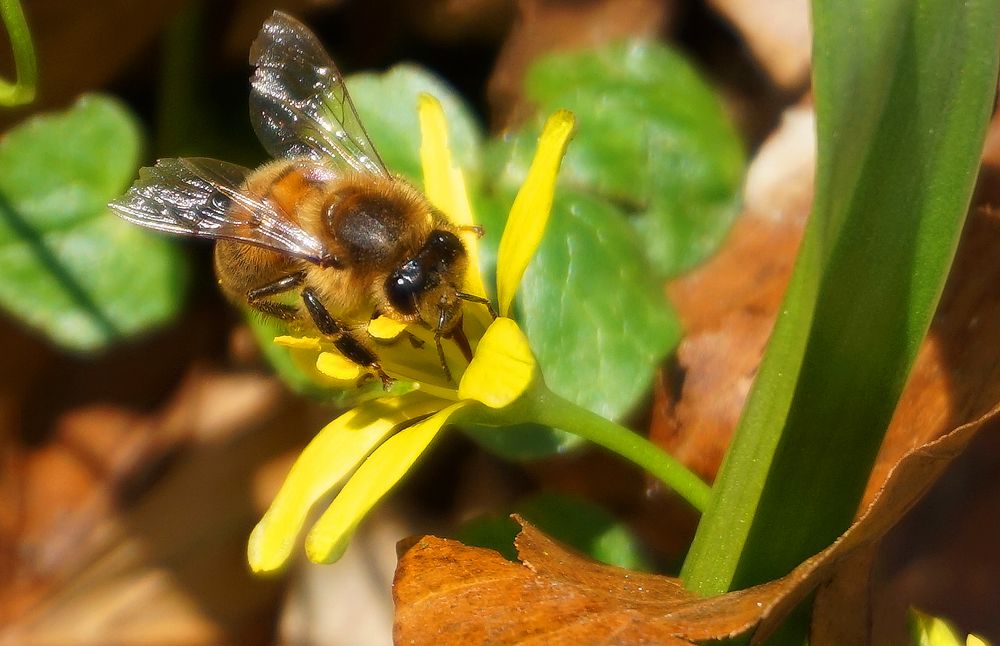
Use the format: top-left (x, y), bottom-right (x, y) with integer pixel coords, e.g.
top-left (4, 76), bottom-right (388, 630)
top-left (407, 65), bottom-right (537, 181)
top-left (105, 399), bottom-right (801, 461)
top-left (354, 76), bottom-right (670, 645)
top-left (385, 229), bottom-right (468, 335)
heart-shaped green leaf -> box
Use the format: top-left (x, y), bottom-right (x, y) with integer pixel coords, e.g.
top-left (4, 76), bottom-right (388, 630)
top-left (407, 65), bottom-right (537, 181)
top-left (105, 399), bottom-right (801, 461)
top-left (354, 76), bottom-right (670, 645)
top-left (488, 40), bottom-right (745, 277)
top-left (0, 95), bottom-right (187, 351)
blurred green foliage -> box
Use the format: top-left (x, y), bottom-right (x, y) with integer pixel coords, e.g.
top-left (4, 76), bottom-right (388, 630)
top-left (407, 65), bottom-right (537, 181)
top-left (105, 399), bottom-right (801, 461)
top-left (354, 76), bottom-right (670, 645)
top-left (0, 95), bottom-right (186, 351)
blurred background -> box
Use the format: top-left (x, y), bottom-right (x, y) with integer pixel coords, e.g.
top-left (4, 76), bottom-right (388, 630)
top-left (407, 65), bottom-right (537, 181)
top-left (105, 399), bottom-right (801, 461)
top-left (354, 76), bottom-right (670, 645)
top-left (0, 1), bottom-right (997, 644)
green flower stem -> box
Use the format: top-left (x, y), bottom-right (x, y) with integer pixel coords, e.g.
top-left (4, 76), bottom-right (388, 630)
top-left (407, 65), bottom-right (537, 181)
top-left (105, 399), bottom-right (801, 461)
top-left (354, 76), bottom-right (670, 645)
top-left (529, 386), bottom-right (711, 512)
top-left (0, 0), bottom-right (36, 106)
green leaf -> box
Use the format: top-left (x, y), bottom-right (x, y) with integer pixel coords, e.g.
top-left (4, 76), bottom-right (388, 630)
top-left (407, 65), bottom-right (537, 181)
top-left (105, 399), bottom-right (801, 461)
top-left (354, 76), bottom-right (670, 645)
top-left (455, 492), bottom-right (652, 570)
top-left (521, 191), bottom-right (680, 418)
top-left (682, 0), bottom-right (1000, 601)
top-left (346, 64), bottom-right (483, 185)
top-left (488, 40), bottom-right (744, 276)
top-left (0, 95), bottom-right (187, 351)
top-left (467, 189), bottom-right (680, 459)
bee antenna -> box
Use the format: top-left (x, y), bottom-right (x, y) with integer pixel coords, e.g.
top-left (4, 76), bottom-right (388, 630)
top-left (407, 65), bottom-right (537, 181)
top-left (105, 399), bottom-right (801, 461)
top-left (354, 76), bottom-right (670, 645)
top-left (456, 291), bottom-right (497, 319)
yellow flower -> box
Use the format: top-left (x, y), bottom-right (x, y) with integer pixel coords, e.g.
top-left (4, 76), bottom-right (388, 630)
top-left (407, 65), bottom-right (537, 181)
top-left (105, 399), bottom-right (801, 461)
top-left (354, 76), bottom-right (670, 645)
top-left (248, 95), bottom-right (575, 573)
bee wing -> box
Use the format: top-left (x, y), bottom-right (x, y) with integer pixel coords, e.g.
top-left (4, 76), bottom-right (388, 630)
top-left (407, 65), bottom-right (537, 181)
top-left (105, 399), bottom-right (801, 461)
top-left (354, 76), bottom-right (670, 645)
top-left (249, 11), bottom-right (390, 177)
top-left (109, 157), bottom-right (329, 263)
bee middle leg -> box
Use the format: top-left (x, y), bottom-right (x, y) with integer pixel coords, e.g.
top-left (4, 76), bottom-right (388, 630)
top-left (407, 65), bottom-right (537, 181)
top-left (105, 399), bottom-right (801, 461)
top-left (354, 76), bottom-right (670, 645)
top-left (246, 271), bottom-right (306, 321)
top-left (301, 287), bottom-right (394, 390)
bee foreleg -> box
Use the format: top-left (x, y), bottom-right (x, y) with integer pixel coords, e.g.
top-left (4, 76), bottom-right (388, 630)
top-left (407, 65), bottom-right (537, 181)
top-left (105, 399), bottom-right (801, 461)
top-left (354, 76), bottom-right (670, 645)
top-left (301, 287), bottom-right (394, 390)
top-left (433, 304), bottom-right (457, 385)
top-left (247, 271), bottom-right (306, 321)
top-left (434, 334), bottom-right (454, 385)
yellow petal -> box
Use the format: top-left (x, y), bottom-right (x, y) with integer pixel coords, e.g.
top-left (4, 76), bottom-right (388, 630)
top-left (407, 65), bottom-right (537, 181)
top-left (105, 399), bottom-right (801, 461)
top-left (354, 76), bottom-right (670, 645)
top-left (316, 352), bottom-right (362, 381)
top-left (305, 401), bottom-right (468, 563)
top-left (496, 110), bottom-right (575, 317)
top-left (248, 392), bottom-right (443, 574)
top-left (274, 335), bottom-right (323, 351)
top-left (458, 317), bottom-right (537, 409)
top-left (418, 93), bottom-right (489, 302)
top-left (418, 93), bottom-right (474, 228)
top-left (910, 610), bottom-right (984, 646)
top-left (368, 315), bottom-right (408, 340)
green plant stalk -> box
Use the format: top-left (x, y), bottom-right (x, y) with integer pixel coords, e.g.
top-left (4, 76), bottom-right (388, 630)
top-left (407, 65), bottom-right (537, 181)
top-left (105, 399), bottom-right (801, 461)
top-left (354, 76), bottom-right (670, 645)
top-left (682, 0), bottom-right (1000, 605)
top-left (531, 386), bottom-right (711, 512)
top-left (0, 0), bottom-right (36, 106)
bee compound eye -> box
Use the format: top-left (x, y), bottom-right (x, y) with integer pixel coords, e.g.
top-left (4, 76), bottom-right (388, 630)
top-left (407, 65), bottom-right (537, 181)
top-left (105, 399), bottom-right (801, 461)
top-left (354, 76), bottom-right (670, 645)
top-left (385, 261), bottom-right (423, 315)
top-left (435, 230), bottom-right (458, 247)
top-left (426, 230), bottom-right (464, 265)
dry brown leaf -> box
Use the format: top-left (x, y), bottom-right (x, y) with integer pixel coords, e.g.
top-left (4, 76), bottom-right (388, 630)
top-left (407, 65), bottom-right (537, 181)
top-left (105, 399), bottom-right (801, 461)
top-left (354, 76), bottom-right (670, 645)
top-left (707, 0), bottom-right (812, 89)
top-left (395, 404), bottom-right (999, 644)
top-left (872, 426), bottom-right (1000, 641)
top-left (810, 546), bottom-right (879, 645)
top-left (406, 0), bottom-right (515, 44)
top-left (278, 505), bottom-right (419, 646)
top-left (0, 360), bottom-right (306, 645)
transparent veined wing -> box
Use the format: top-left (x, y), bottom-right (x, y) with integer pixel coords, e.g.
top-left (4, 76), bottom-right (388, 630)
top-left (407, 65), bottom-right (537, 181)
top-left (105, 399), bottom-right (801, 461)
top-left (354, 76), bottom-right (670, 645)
top-left (249, 11), bottom-right (389, 177)
top-left (109, 157), bottom-right (330, 264)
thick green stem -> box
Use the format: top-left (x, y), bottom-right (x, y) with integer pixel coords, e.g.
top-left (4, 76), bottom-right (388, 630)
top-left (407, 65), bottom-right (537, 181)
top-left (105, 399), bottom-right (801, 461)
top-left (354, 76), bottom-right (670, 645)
top-left (0, 0), bottom-right (36, 106)
top-left (530, 386), bottom-right (711, 512)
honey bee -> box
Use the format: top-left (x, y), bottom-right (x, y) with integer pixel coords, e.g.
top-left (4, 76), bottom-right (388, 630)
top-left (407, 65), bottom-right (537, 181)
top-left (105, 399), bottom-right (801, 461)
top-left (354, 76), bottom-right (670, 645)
top-left (110, 11), bottom-right (493, 388)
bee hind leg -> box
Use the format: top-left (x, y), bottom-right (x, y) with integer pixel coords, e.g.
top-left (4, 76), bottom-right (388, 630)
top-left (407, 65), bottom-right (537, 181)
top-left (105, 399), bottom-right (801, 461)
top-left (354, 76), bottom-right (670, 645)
top-left (301, 287), bottom-right (394, 390)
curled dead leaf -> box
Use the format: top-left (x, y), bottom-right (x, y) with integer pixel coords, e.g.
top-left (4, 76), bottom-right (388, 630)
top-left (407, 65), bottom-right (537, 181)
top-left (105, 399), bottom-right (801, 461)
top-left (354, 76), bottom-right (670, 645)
top-left (395, 404), bottom-right (1000, 643)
